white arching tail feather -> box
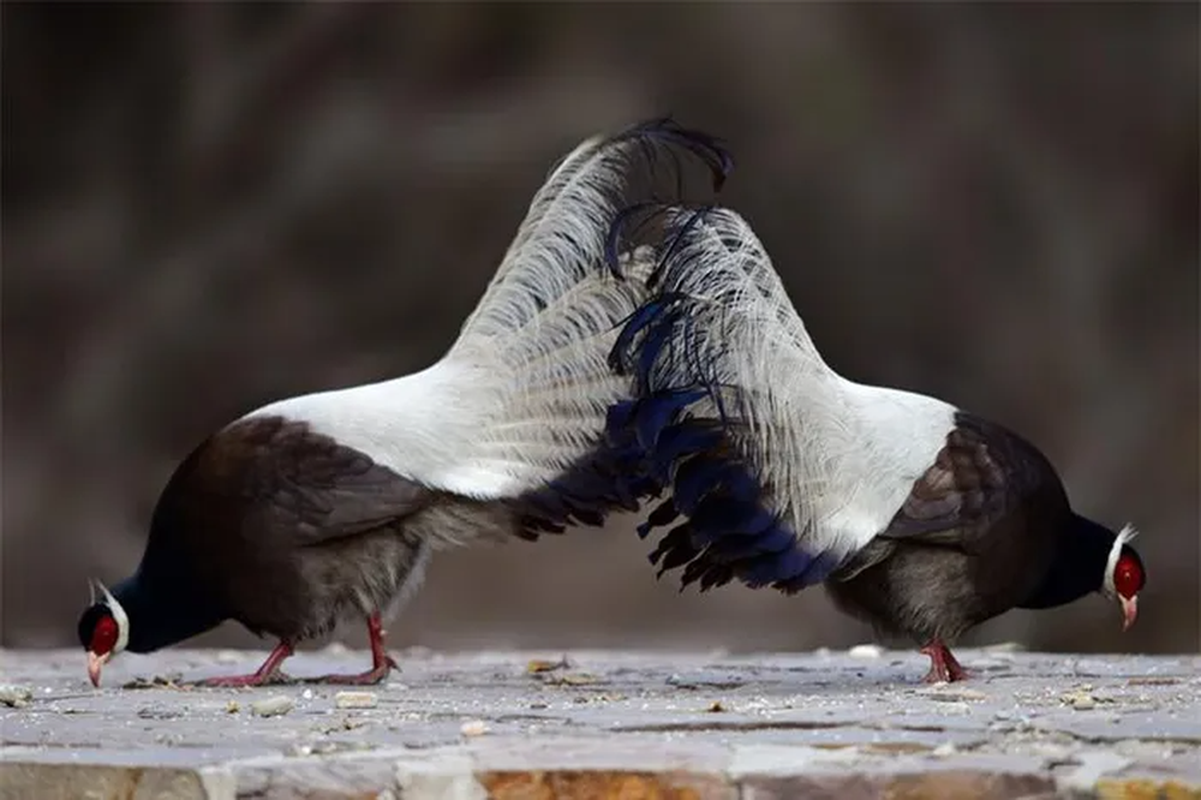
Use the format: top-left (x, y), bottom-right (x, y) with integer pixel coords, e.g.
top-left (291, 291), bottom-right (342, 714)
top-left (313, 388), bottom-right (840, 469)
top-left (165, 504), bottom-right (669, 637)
top-left (454, 132), bottom-right (619, 344)
top-left (628, 207), bottom-right (957, 566)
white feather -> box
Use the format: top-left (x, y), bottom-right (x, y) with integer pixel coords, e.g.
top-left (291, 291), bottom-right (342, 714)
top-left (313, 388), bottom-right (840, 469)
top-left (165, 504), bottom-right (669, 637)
top-left (644, 208), bottom-right (957, 564)
top-left (244, 128), bottom-right (673, 500)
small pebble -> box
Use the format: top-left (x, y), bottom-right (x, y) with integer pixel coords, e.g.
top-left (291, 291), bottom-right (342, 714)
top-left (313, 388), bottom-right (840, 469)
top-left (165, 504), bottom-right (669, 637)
top-left (460, 719), bottom-right (488, 736)
top-left (0, 685), bottom-right (33, 708)
top-left (301, 689), bottom-right (314, 700)
top-left (251, 696), bottom-right (295, 717)
top-left (1061, 688), bottom-right (1099, 710)
top-left (226, 700), bottom-right (240, 714)
top-left (848, 644), bottom-right (883, 659)
top-left (335, 691), bottom-right (378, 709)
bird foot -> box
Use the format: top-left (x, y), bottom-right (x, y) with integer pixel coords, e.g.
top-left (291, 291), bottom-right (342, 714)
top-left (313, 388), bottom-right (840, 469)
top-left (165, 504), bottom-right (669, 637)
top-left (191, 670), bottom-right (294, 688)
top-left (185, 640), bottom-right (297, 687)
top-left (304, 656), bottom-right (397, 686)
top-left (920, 640), bottom-right (970, 683)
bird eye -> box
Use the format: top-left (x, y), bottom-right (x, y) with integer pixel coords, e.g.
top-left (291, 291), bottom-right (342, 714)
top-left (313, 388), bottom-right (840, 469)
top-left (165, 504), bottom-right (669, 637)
top-left (1115, 554), bottom-right (1145, 597)
top-left (90, 614), bottom-right (119, 655)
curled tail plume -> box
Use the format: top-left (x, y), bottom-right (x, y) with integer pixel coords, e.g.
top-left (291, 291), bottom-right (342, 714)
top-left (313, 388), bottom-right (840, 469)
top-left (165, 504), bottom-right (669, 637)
top-left (453, 117), bottom-right (732, 353)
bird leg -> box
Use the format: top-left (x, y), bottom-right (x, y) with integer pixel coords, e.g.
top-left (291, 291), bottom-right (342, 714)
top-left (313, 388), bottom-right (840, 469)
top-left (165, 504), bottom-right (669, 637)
top-left (919, 639), bottom-right (969, 683)
top-left (305, 613), bottom-right (398, 685)
top-left (192, 640), bottom-right (295, 687)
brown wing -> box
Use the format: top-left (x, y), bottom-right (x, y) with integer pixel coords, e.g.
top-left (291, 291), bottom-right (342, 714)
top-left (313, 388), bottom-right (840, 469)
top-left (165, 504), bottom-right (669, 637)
top-left (879, 412), bottom-right (1069, 553)
top-left (160, 415), bottom-right (438, 549)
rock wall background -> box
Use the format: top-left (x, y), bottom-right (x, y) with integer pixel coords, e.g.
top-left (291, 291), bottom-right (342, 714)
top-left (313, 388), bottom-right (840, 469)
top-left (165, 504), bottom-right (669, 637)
top-left (3, 4), bottom-right (1197, 654)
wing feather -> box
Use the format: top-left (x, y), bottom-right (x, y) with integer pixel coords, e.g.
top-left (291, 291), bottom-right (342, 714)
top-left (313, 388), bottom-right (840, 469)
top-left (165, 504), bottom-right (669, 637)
top-left (880, 413), bottom-right (1068, 551)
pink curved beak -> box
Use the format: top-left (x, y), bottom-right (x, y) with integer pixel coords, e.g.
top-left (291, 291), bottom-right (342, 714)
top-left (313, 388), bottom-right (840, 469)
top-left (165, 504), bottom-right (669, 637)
top-left (87, 651), bottom-right (109, 688)
top-left (1120, 595), bottom-right (1138, 632)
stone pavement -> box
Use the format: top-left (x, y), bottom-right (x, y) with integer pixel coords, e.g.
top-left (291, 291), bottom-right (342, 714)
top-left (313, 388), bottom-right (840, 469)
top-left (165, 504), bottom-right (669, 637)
top-left (1, 645), bottom-right (1199, 799)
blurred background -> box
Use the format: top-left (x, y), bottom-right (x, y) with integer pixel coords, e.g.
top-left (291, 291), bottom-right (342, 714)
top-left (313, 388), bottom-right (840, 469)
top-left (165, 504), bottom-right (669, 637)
top-left (3, 3), bottom-right (1197, 656)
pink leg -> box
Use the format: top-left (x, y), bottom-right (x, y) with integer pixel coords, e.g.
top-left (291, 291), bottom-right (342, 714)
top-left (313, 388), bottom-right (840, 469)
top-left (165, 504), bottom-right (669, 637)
top-left (192, 641), bottom-right (295, 687)
top-left (919, 639), bottom-right (970, 683)
top-left (305, 613), bottom-right (398, 685)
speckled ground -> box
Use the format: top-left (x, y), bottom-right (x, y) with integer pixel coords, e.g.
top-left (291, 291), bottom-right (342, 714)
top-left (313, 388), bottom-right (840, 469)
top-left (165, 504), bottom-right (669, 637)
top-left (2, 646), bottom-right (1199, 798)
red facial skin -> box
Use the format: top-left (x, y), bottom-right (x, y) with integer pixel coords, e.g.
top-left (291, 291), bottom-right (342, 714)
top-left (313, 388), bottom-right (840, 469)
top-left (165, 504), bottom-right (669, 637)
top-left (87, 614), bottom-right (119, 687)
top-left (1114, 553), bottom-right (1144, 632)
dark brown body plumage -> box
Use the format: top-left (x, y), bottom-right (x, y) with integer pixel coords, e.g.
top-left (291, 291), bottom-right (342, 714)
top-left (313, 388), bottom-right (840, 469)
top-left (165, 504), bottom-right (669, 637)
top-left (139, 415), bottom-right (525, 649)
top-left (823, 412), bottom-right (1071, 646)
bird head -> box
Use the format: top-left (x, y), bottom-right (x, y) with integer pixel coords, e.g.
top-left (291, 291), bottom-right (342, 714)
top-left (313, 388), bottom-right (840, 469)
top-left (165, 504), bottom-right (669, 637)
top-left (77, 579), bottom-right (129, 687)
top-left (1101, 525), bottom-right (1145, 632)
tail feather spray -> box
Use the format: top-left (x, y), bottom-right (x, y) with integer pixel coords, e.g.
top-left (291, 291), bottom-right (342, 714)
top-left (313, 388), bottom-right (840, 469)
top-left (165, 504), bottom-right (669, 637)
top-left (606, 206), bottom-right (902, 593)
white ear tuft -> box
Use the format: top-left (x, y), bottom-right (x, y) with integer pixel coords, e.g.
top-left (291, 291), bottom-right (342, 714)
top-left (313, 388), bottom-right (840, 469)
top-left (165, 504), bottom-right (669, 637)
top-left (1116, 523), bottom-right (1139, 545)
top-left (93, 579), bottom-right (116, 607)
